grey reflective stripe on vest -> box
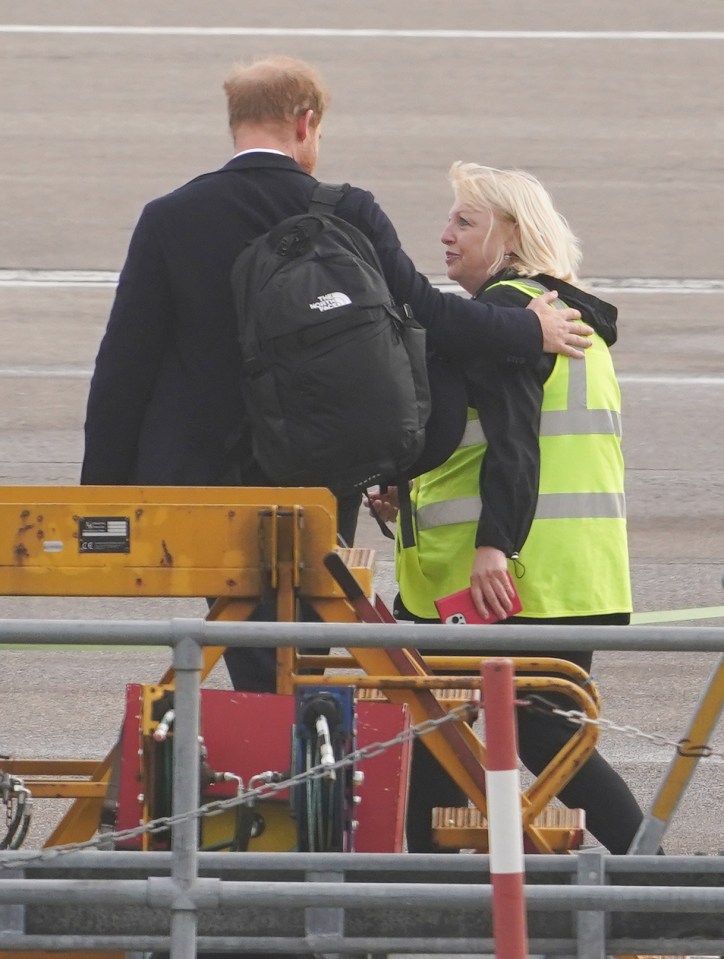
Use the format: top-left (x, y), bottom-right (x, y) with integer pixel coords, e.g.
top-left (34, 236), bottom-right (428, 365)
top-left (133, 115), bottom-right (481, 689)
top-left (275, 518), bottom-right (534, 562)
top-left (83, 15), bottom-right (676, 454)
top-left (540, 408), bottom-right (622, 437)
top-left (415, 491), bottom-right (625, 531)
top-left (452, 409), bottom-right (622, 447)
top-left (522, 279), bottom-right (588, 409)
top-left (533, 491), bottom-right (626, 519)
top-left (415, 497), bottom-right (481, 530)
top-left (566, 336), bottom-right (588, 410)
top-left (460, 417), bottom-right (486, 447)
top-left (522, 279), bottom-right (620, 435)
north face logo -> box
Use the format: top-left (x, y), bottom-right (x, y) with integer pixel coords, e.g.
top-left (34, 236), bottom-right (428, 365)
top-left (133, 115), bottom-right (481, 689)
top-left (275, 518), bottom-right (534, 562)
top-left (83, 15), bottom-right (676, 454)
top-left (309, 292), bottom-right (352, 312)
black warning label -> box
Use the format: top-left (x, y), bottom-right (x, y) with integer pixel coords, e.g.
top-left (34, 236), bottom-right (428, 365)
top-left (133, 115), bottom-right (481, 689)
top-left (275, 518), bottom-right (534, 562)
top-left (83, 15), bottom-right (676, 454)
top-left (78, 516), bottom-right (130, 553)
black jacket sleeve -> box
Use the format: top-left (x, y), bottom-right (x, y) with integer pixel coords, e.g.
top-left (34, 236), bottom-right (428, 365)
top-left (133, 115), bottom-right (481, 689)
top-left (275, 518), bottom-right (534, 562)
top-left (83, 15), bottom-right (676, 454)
top-left (462, 285), bottom-right (555, 555)
top-left (80, 203), bottom-right (172, 484)
top-left (335, 188), bottom-right (543, 364)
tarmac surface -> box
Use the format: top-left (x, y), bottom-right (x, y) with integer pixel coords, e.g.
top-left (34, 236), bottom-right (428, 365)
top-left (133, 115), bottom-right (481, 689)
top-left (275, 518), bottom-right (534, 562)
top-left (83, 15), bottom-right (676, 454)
top-left (1, 0), bottom-right (724, 891)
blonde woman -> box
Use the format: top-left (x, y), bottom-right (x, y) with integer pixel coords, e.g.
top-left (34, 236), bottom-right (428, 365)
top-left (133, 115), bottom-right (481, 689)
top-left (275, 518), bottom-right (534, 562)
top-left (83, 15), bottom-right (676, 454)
top-left (373, 163), bottom-right (643, 854)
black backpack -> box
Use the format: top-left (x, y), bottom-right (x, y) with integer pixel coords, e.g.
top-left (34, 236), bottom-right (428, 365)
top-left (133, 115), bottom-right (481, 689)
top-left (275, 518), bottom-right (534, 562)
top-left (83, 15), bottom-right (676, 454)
top-left (230, 182), bottom-right (431, 502)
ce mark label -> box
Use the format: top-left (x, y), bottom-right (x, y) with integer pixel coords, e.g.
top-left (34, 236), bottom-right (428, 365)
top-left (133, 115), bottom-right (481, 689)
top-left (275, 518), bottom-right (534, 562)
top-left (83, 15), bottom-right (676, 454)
top-left (78, 516), bottom-right (130, 554)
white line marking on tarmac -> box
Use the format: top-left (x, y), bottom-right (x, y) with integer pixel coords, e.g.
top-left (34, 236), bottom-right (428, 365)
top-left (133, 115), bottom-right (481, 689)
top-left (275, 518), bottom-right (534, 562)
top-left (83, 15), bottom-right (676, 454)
top-left (618, 375), bottom-right (724, 386)
top-left (3, 270), bottom-right (724, 295)
top-left (431, 277), bottom-right (724, 295)
top-left (0, 270), bottom-right (118, 288)
top-left (0, 368), bottom-right (91, 378)
top-left (2, 26), bottom-right (724, 40)
top-left (1, 369), bottom-right (722, 386)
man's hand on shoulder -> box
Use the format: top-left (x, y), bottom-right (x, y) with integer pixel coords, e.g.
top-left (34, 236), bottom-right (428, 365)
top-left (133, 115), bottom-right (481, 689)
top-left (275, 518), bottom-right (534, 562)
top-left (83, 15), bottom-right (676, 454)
top-left (527, 289), bottom-right (593, 359)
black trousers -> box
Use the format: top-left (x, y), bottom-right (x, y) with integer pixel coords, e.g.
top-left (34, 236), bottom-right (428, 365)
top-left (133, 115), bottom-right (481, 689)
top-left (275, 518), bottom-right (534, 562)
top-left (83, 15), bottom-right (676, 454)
top-left (395, 600), bottom-right (645, 855)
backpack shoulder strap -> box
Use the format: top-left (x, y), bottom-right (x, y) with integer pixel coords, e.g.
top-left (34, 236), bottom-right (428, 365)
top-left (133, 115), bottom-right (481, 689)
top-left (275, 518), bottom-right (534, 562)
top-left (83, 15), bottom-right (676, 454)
top-left (308, 181), bottom-right (350, 214)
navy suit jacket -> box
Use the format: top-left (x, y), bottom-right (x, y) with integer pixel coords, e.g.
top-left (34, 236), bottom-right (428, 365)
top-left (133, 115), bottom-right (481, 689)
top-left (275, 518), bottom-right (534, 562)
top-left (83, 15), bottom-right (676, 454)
top-left (81, 152), bottom-right (541, 487)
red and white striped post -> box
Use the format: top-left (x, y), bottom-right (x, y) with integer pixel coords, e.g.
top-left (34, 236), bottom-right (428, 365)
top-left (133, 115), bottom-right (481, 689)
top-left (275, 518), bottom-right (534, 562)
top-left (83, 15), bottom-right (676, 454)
top-left (482, 657), bottom-right (528, 959)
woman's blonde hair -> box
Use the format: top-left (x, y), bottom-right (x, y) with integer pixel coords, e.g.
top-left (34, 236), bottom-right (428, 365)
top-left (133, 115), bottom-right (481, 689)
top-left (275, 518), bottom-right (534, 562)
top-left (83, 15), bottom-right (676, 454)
top-left (448, 162), bottom-right (582, 284)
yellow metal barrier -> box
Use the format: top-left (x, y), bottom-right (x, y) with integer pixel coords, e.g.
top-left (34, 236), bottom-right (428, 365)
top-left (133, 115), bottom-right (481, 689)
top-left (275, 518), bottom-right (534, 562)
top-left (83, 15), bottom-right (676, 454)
top-left (1, 485), bottom-right (600, 858)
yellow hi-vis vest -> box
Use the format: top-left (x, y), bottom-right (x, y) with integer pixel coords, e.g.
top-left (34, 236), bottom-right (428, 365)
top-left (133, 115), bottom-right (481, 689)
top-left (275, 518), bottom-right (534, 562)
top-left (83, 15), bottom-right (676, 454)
top-left (396, 278), bottom-right (632, 620)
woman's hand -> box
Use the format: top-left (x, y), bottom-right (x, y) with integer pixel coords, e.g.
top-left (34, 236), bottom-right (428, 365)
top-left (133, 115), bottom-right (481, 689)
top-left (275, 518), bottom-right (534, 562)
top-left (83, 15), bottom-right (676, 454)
top-left (363, 486), bottom-right (400, 524)
top-left (470, 546), bottom-right (517, 621)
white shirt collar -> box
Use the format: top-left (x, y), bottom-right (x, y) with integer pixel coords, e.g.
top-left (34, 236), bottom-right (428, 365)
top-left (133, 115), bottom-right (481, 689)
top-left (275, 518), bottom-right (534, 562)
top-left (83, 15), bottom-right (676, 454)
top-left (232, 148), bottom-right (290, 159)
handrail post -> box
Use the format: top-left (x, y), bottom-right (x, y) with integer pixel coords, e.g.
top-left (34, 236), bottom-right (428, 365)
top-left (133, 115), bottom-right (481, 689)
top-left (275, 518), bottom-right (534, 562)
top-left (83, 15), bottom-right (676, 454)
top-left (170, 631), bottom-right (203, 959)
top-left (576, 847), bottom-right (606, 958)
top-left (482, 658), bottom-right (528, 959)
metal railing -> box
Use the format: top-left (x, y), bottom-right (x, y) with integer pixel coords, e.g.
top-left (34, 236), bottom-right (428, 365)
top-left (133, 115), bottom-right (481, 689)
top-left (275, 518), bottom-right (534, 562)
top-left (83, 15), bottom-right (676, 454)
top-left (2, 618), bottom-right (724, 958)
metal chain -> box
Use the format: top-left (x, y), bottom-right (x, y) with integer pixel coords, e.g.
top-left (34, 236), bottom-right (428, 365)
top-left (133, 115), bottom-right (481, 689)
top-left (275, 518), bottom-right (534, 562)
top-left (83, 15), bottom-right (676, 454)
top-left (4, 691), bottom-right (722, 869)
top-left (0, 703), bottom-right (474, 869)
top-left (523, 696), bottom-right (724, 761)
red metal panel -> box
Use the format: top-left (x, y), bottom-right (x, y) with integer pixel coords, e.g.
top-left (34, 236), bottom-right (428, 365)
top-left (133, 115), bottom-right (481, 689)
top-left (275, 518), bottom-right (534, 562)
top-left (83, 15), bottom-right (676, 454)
top-left (354, 699), bottom-right (412, 852)
top-left (115, 687), bottom-right (411, 853)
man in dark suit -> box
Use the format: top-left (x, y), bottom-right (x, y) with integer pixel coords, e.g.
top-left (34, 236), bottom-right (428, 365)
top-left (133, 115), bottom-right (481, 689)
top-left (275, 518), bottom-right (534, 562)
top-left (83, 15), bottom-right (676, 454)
top-left (81, 55), bottom-right (589, 692)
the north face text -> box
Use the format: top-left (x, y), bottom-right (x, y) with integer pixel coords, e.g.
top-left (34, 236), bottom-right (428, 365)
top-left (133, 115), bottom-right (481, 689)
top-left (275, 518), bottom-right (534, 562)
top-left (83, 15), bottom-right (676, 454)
top-left (309, 292), bottom-right (352, 311)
